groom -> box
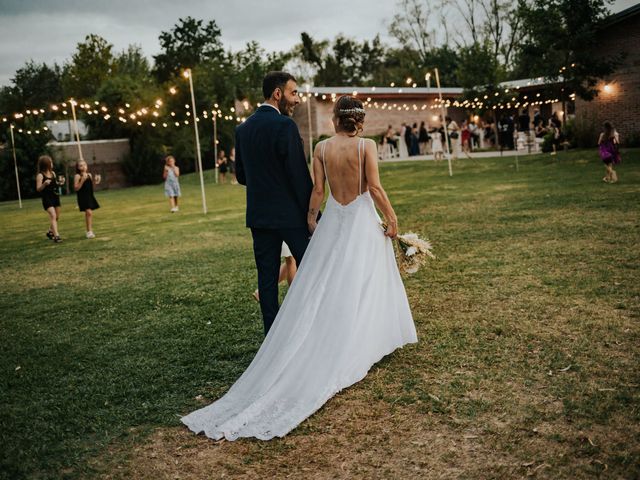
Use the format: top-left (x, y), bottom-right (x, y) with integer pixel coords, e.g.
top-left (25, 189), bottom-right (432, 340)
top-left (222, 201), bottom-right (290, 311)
top-left (235, 71), bottom-right (315, 335)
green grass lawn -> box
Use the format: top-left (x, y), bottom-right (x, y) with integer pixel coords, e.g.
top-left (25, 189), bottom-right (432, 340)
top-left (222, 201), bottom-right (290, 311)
top-left (1, 150), bottom-right (639, 479)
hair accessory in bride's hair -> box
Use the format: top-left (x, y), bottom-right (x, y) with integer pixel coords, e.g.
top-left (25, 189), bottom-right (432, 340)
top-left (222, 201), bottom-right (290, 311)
top-left (338, 107), bottom-right (366, 115)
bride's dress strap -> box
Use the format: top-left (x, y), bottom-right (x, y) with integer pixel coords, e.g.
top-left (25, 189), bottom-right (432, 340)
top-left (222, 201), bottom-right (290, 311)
top-left (357, 137), bottom-right (364, 195)
top-left (321, 140), bottom-right (331, 193)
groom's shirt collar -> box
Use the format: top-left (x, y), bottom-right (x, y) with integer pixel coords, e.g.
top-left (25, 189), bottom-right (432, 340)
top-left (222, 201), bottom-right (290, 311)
top-left (261, 103), bottom-right (280, 114)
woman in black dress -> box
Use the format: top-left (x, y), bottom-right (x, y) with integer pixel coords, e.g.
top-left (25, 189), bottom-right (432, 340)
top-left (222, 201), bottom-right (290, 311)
top-left (217, 150), bottom-right (228, 184)
top-left (74, 160), bottom-right (101, 239)
top-left (35, 155), bottom-right (64, 243)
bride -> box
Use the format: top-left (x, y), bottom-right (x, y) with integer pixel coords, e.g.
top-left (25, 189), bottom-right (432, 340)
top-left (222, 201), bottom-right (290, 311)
top-left (181, 95), bottom-right (418, 440)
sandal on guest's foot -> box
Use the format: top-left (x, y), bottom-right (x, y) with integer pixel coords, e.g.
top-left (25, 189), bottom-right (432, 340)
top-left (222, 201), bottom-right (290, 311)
top-left (53, 236), bottom-right (63, 243)
top-left (602, 177), bottom-right (610, 183)
top-left (46, 230), bottom-right (54, 240)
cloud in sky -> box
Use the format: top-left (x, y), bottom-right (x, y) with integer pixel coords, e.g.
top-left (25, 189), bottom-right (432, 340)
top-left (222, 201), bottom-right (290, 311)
top-left (0, 0), bottom-right (635, 87)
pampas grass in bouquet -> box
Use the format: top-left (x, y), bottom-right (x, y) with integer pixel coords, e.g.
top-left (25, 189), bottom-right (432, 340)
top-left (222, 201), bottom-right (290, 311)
top-left (382, 223), bottom-right (436, 274)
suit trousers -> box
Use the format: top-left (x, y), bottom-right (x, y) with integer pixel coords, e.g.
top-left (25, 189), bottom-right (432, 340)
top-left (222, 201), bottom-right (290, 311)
top-left (251, 227), bottom-right (310, 334)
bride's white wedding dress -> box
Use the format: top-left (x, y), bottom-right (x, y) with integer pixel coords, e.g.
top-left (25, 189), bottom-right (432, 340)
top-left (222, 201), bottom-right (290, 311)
top-left (182, 138), bottom-right (417, 440)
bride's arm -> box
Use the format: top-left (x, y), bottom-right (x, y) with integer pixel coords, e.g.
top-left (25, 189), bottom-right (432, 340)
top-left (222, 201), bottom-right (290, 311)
top-left (307, 142), bottom-right (325, 234)
top-left (364, 139), bottom-right (398, 238)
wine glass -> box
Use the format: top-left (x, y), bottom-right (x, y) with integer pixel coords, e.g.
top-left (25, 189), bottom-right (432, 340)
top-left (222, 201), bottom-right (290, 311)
top-left (94, 174), bottom-right (102, 184)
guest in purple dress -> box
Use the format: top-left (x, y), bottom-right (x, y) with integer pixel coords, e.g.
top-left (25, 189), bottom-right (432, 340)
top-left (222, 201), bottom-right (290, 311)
top-left (598, 121), bottom-right (621, 183)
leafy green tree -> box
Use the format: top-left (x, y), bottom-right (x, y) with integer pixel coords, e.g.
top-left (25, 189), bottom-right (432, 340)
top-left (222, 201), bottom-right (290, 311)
top-left (153, 17), bottom-right (224, 82)
top-left (0, 119), bottom-right (52, 201)
top-left (62, 34), bottom-right (115, 99)
top-left (456, 41), bottom-right (502, 89)
top-left (297, 33), bottom-right (389, 86)
top-left (114, 45), bottom-right (153, 82)
top-left (514, 0), bottom-right (619, 101)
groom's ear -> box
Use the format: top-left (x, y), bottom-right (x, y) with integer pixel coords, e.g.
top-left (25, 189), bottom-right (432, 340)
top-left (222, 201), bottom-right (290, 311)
top-left (272, 87), bottom-right (282, 101)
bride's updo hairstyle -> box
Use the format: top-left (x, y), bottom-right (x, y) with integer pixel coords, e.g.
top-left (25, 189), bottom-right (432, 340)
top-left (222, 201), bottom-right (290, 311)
top-left (333, 95), bottom-right (365, 136)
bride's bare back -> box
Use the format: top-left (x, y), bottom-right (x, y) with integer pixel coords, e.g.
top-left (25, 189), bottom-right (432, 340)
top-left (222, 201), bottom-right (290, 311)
top-left (321, 135), bottom-right (368, 205)
top-left (309, 133), bottom-right (399, 238)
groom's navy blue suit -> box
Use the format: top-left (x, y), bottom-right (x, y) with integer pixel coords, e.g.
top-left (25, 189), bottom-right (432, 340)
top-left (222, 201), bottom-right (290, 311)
top-left (235, 104), bottom-right (314, 334)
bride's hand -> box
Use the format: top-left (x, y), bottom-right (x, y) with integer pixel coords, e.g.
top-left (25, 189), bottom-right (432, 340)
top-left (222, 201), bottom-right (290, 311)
top-left (384, 219), bottom-right (398, 239)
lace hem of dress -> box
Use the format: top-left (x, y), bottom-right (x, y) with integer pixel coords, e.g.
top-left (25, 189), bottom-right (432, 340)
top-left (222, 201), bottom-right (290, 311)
top-left (181, 338), bottom-right (417, 441)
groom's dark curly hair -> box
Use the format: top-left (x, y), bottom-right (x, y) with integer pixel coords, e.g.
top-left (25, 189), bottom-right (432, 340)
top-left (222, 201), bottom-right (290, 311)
top-left (262, 71), bottom-right (296, 99)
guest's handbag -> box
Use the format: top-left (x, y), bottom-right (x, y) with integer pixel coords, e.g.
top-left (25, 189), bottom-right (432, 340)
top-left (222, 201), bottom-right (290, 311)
top-left (449, 131), bottom-right (459, 139)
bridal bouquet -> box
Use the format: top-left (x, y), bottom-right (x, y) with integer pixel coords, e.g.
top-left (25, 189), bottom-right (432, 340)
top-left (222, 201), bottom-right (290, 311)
top-left (382, 224), bottom-right (436, 274)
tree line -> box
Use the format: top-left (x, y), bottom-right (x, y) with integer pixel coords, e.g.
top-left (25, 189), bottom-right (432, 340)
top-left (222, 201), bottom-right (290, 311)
top-left (0, 0), bottom-right (619, 200)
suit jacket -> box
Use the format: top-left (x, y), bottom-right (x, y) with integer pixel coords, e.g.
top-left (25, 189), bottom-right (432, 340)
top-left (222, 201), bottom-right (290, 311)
top-left (235, 105), bottom-right (313, 229)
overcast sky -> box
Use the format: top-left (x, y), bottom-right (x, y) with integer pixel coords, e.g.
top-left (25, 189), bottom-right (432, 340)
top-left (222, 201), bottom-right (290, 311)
top-left (0, 0), bottom-right (636, 87)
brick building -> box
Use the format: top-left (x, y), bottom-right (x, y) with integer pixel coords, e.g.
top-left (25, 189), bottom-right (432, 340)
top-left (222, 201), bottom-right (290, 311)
top-left (49, 138), bottom-right (130, 191)
top-left (574, 4), bottom-right (640, 143)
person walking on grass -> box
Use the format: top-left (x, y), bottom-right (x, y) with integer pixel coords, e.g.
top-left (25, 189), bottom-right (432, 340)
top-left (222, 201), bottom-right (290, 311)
top-left (598, 121), bottom-right (621, 183)
top-left (74, 160), bottom-right (101, 239)
top-left (163, 155), bottom-right (181, 212)
top-left (253, 242), bottom-right (297, 302)
top-left (36, 155), bottom-right (64, 243)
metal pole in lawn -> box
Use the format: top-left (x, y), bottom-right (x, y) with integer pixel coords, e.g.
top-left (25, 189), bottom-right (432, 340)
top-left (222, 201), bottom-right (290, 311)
top-left (70, 99), bottom-right (84, 161)
top-left (305, 84), bottom-right (313, 165)
top-left (184, 68), bottom-right (207, 214)
top-left (213, 111), bottom-right (218, 184)
top-left (9, 124), bottom-right (22, 208)
top-left (434, 68), bottom-right (453, 177)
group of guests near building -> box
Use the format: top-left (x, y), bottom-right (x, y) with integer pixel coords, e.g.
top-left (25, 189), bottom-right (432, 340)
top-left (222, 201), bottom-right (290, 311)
top-left (379, 108), bottom-right (573, 159)
top-left (381, 116), bottom-right (498, 160)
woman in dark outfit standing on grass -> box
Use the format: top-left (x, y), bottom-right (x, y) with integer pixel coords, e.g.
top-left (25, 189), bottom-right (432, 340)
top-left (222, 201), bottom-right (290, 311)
top-left (35, 155), bottom-right (64, 243)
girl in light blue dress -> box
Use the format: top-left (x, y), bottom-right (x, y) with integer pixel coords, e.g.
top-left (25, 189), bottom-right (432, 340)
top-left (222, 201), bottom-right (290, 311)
top-left (163, 155), bottom-right (181, 212)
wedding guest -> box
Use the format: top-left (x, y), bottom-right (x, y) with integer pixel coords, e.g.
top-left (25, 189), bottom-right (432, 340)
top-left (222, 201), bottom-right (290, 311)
top-left (484, 122), bottom-right (496, 147)
top-left (461, 120), bottom-right (472, 158)
top-left (533, 109), bottom-right (542, 130)
top-left (404, 121), bottom-right (413, 156)
top-left (253, 242), bottom-right (297, 302)
top-left (384, 125), bottom-right (397, 150)
top-left (548, 113), bottom-right (562, 155)
top-left (445, 116), bottom-right (460, 158)
top-left (430, 126), bottom-right (444, 161)
top-left (518, 109), bottom-right (530, 133)
top-left (468, 120), bottom-right (479, 150)
top-left (498, 114), bottom-right (514, 151)
top-left (398, 122), bottom-right (409, 157)
top-left (73, 160), bottom-right (101, 239)
top-left (409, 123), bottom-right (420, 156)
top-left (229, 147), bottom-right (237, 184)
top-left (418, 121), bottom-right (429, 154)
top-left (163, 155), bottom-right (181, 212)
top-left (35, 155), bottom-right (64, 243)
top-left (217, 150), bottom-right (228, 184)
top-left (598, 121), bottom-right (621, 183)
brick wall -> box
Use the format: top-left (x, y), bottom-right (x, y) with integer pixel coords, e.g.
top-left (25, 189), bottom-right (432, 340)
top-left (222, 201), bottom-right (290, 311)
top-left (49, 138), bottom-right (130, 190)
top-left (574, 12), bottom-right (640, 143)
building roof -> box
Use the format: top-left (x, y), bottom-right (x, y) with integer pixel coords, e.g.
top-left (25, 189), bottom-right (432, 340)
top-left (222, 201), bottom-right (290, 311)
top-left (307, 86), bottom-right (463, 96)
top-left (600, 3), bottom-right (640, 29)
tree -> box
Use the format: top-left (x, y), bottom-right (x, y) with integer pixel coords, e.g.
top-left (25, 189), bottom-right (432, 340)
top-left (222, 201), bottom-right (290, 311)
top-left (114, 45), bottom-right (153, 82)
top-left (456, 41), bottom-right (502, 89)
top-left (62, 34), bottom-right (115, 99)
top-left (296, 33), bottom-right (389, 86)
top-left (0, 61), bottom-right (63, 116)
top-left (514, 0), bottom-right (619, 101)
top-left (0, 120), bottom-right (52, 201)
top-left (153, 17), bottom-right (224, 82)
top-left (388, 0), bottom-right (439, 65)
